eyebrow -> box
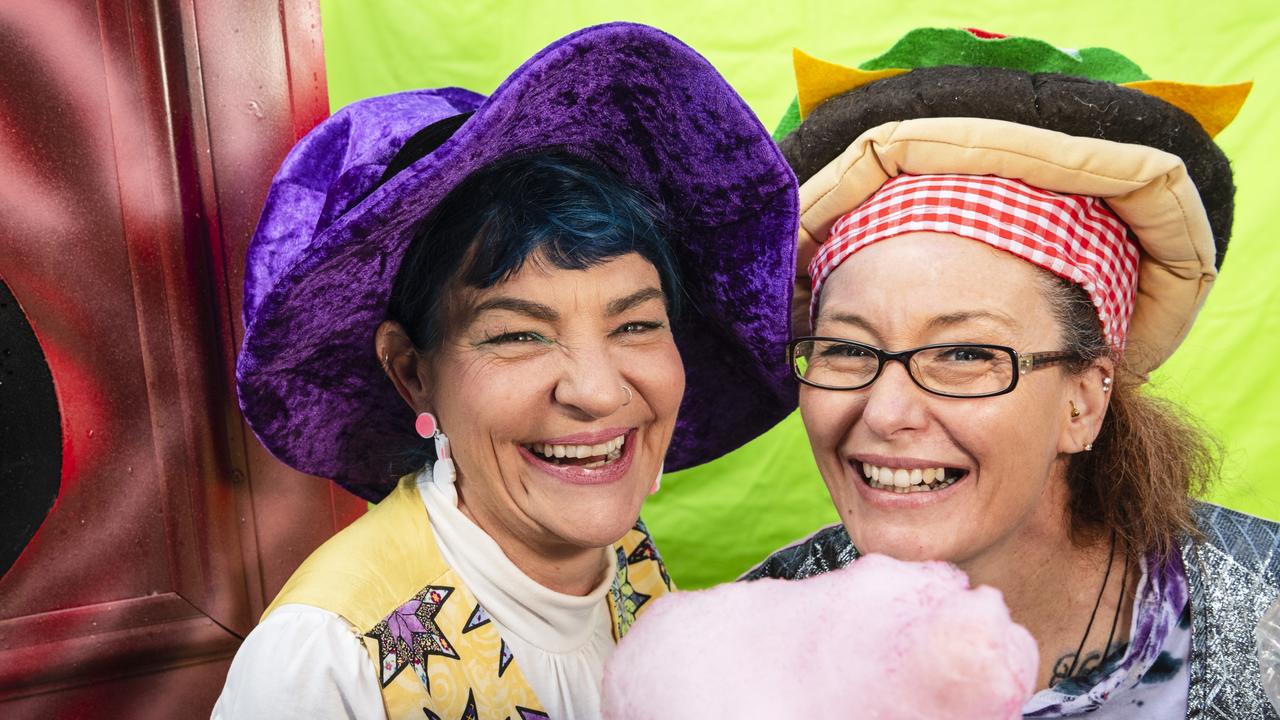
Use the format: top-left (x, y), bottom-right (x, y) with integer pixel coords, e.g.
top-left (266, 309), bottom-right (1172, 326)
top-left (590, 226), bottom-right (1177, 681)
top-left (825, 312), bottom-right (878, 335)
top-left (822, 310), bottom-right (1019, 335)
top-left (607, 287), bottom-right (666, 317)
top-left (468, 286), bottom-right (665, 325)
top-left (471, 297), bottom-right (559, 323)
top-left (924, 310), bottom-right (1019, 332)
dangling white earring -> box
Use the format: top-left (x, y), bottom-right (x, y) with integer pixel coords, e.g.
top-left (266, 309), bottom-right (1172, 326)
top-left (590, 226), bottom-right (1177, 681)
top-left (416, 412), bottom-right (457, 499)
top-left (650, 466), bottom-right (663, 495)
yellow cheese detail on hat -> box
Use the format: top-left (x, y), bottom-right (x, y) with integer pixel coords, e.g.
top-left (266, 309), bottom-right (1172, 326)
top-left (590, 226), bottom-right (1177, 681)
top-left (794, 48), bottom-right (906, 119)
top-left (794, 48), bottom-right (1251, 139)
top-left (1120, 80), bottom-right (1252, 139)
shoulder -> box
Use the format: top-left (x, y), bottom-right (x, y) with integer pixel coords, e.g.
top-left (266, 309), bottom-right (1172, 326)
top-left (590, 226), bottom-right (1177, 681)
top-left (265, 476), bottom-right (453, 631)
top-left (213, 605), bottom-right (384, 719)
top-left (1189, 501), bottom-right (1280, 584)
top-left (738, 523), bottom-right (858, 581)
top-left (1181, 502), bottom-right (1280, 717)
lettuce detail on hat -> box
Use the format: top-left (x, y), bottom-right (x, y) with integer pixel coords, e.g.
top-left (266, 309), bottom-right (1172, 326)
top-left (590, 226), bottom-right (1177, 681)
top-left (776, 27), bottom-right (1249, 142)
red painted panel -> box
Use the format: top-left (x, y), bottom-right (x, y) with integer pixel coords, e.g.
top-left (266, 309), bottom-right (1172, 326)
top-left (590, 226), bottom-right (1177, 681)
top-left (0, 0), bottom-right (364, 713)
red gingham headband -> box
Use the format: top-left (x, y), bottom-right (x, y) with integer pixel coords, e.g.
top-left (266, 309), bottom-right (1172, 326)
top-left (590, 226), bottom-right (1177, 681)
top-left (809, 174), bottom-right (1140, 350)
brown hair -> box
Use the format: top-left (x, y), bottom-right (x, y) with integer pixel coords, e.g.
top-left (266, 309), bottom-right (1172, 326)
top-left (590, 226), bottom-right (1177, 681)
top-left (1044, 274), bottom-right (1221, 560)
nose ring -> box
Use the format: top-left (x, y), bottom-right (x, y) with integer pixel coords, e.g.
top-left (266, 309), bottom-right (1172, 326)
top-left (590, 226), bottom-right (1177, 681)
top-left (621, 385), bottom-right (633, 406)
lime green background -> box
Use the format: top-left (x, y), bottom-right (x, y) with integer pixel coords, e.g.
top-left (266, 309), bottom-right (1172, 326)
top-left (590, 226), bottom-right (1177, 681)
top-left (321, 0), bottom-right (1280, 588)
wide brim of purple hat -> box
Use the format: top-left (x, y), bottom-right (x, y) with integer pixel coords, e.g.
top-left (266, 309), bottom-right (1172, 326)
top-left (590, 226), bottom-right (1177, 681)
top-left (236, 22), bottom-right (799, 501)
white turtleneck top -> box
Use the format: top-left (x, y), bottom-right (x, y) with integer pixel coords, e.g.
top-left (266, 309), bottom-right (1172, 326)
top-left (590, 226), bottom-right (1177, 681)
top-left (212, 470), bottom-right (616, 719)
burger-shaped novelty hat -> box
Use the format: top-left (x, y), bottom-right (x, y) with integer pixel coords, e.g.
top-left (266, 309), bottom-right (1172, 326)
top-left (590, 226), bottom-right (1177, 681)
top-left (777, 27), bottom-right (1249, 375)
top-left (236, 23), bottom-right (799, 501)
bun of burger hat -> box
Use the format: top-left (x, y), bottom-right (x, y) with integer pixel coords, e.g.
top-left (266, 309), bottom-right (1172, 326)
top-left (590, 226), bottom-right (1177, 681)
top-left (775, 27), bottom-right (1251, 377)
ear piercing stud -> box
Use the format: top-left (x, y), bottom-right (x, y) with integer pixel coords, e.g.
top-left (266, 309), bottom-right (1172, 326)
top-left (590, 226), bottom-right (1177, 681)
top-left (1070, 401), bottom-right (1081, 418)
top-left (1102, 377), bottom-right (1113, 392)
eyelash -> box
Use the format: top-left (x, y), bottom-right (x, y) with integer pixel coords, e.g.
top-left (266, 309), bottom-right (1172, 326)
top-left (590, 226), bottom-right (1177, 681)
top-left (613, 320), bottom-right (665, 335)
top-left (481, 331), bottom-right (550, 345)
top-left (479, 321), bottom-right (664, 346)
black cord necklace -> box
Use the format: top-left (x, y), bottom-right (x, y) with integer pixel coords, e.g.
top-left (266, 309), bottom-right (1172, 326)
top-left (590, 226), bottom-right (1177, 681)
top-left (1062, 530), bottom-right (1128, 680)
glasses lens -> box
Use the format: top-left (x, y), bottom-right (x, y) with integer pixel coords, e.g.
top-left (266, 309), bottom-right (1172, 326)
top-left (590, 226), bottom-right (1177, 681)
top-left (792, 339), bottom-right (879, 389)
top-left (910, 345), bottom-right (1015, 396)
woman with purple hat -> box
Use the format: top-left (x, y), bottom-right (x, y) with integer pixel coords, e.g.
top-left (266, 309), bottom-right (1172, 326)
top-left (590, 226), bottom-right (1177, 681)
top-left (213, 23), bottom-right (798, 719)
top-left (745, 29), bottom-right (1279, 717)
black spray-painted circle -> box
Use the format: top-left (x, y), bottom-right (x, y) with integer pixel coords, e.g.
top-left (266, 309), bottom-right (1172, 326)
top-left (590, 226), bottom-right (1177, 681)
top-left (0, 277), bottom-right (61, 578)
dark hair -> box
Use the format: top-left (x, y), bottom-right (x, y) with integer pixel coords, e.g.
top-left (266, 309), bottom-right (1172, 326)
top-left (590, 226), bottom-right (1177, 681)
top-left (1042, 273), bottom-right (1220, 560)
top-left (386, 149), bottom-right (681, 352)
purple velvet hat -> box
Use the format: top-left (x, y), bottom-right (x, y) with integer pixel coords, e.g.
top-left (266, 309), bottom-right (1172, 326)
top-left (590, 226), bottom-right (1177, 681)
top-left (237, 23), bottom-right (799, 501)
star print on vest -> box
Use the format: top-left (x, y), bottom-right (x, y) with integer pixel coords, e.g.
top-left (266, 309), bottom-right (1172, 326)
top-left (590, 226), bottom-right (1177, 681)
top-left (626, 530), bottom-right (671, 589)
top-left (515, 708), bottom-right (551, 720)
top-left (498, 639), bottom-right (514, 677)
top-left (422, 690), bottom-right (479, 720)
top-left (460, 689), bottom-right (478, 720)
top-left (609, 546), bottom-right (652, 640)
top-left (462, 603), bottom-right (491, 634)
top-left (365, 585), bottom-right (460, 689)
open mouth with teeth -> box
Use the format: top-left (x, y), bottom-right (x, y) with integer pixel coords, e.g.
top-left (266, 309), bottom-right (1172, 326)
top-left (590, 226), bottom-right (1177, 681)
top-left (525, 435), bottom-right (626, 470)
top-left (859, 463), bottom-right (967, 494)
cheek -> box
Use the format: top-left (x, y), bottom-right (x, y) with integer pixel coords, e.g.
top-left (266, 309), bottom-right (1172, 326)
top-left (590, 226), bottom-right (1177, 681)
top-left (433, 356), bottom-right (551, 447)
top-left (636, 342), bottom-right (685, 419)
top-left (798, 386), bottom-right (860, 452)
top-left (943, 394), bottom-right (1064, 487)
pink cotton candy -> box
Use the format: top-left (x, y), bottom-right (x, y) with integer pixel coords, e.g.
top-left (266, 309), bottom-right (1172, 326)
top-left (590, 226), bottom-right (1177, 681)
top-left (601, 553), bottom-right (1038, 720)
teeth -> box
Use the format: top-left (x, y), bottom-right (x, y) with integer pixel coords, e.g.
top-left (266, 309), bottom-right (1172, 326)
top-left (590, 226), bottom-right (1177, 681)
top-left (529, 435), bottom-right (626, 461)
top-left (862, 464), bottom-right (958, 491)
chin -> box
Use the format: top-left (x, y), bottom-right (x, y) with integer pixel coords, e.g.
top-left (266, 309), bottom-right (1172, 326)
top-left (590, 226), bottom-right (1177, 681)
top-left (848, 521), bottom-right (958, 564)
top-left (559, 516), bottom-right (637, 549)
top-left (550, 494), bottom-right (645, 549)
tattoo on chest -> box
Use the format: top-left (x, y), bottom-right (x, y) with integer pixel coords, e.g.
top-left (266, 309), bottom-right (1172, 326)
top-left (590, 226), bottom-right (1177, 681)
top-left (1049, 641), bottom-right (1129, 687)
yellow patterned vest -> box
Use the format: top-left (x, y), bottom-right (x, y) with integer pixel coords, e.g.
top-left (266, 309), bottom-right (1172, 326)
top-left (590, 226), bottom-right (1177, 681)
top-left (264, 475), bottom-right (672, 719)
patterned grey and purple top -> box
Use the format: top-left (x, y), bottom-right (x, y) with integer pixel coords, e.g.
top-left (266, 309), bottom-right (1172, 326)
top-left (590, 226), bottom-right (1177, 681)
top-left (1023, 551), bottom-right (1191, 717)
top-left (742, 502), bottom-right (1280, 719)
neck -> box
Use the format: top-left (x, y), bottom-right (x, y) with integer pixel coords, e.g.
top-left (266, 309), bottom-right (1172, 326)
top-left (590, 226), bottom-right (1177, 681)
top-left (455, 495), bottom-right (609, 597)
top-left (955, 474), bottom-right (1136, 692)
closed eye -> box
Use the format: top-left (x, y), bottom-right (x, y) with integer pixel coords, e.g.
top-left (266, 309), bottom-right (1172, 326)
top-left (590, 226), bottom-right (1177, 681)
top-left (819, 344), bottom-right (872, 358)
top-left (612, 320), bottom-right (665, 336)
top-left (480, 331), bottom-right (552, 346)
top-left (935, 346), bottom-right (998, 362)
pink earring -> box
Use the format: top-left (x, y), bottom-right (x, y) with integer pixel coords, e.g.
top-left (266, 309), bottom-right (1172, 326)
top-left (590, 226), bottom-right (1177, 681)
top-left (415, 412), bottom-right (439, 439)
top-left (416, 412), bottom-right (455, 488)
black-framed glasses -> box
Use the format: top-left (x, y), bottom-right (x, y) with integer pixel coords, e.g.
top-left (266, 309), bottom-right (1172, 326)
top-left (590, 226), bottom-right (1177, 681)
top-left (788, 337), bottom-right (1080, 398)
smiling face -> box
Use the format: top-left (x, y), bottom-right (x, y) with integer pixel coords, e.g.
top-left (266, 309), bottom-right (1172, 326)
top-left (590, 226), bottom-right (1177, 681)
top-left (419, 251), bottom-right (684, 557)
top-left (802, 231), bottom-right (1086, 567)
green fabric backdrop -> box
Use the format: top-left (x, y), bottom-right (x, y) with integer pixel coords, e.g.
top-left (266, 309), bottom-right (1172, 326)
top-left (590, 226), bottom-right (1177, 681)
top-left (320, 0), bottom-right (1280, 588)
